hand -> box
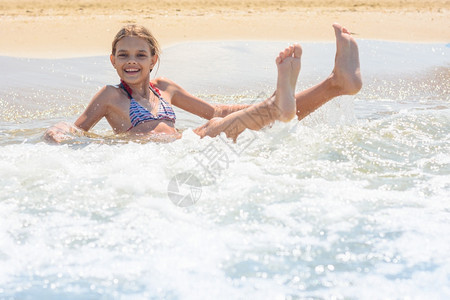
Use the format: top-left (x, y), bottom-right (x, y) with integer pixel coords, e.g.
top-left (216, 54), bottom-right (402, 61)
top-left (193, 117), bottom-right (224, 139)
top-left (43, 122), bottom-right (77, 143)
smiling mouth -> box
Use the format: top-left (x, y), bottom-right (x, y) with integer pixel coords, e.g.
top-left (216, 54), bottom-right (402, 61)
top-left (125, 68), bottom-right (140, 74)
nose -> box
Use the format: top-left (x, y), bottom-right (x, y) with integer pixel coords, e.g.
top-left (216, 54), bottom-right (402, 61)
top-left (127, 58), bottom-right (138, 64)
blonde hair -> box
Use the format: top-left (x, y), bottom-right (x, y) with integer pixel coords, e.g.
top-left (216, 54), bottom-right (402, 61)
top-left (112, 24), bottom-right (161, 67)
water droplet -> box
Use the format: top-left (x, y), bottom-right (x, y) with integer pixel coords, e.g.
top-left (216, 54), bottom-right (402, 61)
top-left (315, 265), bottom-right (325, 274)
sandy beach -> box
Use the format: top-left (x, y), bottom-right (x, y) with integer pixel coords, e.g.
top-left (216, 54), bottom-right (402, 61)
top-left (0, 0), bottom-right (449, 57)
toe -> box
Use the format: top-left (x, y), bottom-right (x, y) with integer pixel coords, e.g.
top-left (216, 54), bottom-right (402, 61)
top-left (287, 45), bottom-right (294, 56)
top-left (333, 23), bottom-right (343, 36)
top-left (276, 55), bottom-right (282, 65)
top-left (293, 44), bottom-right (302, 58)
top-left (284, 47), bottom-right (290, 57)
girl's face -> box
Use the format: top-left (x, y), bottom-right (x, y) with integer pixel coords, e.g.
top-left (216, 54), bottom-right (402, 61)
top-left (110, 36), bottom-right (157, 84)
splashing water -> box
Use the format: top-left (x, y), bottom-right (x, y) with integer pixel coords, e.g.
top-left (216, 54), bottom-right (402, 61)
top-left (0, 41), bottom-right (449, 299)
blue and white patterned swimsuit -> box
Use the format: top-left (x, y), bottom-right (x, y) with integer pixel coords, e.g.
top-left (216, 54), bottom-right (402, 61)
top-left (119, 81), bottom-right (176, 131)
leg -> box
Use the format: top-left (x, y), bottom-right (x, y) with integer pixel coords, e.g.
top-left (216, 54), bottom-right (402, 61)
top-left (194, 44), bottom-right (302, 141)
top-left (295, 23), bottom-right (362, 120)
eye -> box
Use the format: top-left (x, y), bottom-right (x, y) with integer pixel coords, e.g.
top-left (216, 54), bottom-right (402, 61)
top-left (118, 54), bottom-right (127, 58)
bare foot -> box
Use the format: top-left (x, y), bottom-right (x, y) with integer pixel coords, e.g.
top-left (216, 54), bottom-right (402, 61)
top-left (275, 44), bottom-right (302, 122)
top-left (193, 44), bottom-right (302, 141)
top-left (330, 23), bottom-right (362, 95)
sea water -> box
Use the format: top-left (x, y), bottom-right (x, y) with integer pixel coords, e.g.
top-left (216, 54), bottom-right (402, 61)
top-left (0, 40), bottom-right (449, 299)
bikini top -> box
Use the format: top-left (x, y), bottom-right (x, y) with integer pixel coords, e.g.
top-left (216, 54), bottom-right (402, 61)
top-left (119, 80), bottom-right (176, 131)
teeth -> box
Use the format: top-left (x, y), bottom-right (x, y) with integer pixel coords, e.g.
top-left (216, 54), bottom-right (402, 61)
top-left (126, 69), bottom-right (139, 72)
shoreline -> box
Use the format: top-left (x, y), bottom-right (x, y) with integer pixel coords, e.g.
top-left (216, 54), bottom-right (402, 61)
top-left (0, 2), bottom-right (449, 58)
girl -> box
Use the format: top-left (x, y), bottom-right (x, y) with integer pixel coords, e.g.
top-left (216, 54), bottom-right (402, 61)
top-left (44, 24), bottom-right (361, 143)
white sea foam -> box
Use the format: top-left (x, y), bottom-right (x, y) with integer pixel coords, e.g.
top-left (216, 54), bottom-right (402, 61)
top-left (0, 41), bottom-right (449, 299)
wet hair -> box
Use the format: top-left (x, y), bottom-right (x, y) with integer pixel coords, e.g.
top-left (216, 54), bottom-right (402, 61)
top-left (112, 24), bottom-right (161, 67)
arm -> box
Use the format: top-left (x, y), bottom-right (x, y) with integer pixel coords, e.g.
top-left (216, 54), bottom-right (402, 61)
top-left (74, 86), bottom-right (111, 131)
top-left (44, 86), bottom-right (111, 143)
top-left (214, 104), bottom-right (251, 118)
top-left (155, 78), bottom-right (250, 119)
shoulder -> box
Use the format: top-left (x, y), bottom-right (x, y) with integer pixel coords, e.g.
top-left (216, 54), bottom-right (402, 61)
top-left (92, 85), bottom-right (124, 103)
top-left (151, 77), bottom-right (177, 90)
top-left (103, 84), bottom-right (123, 97)
top-left (152, 77), bottom-right (187, 96)
top-left (151, 77), bottom-right (184, 101)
